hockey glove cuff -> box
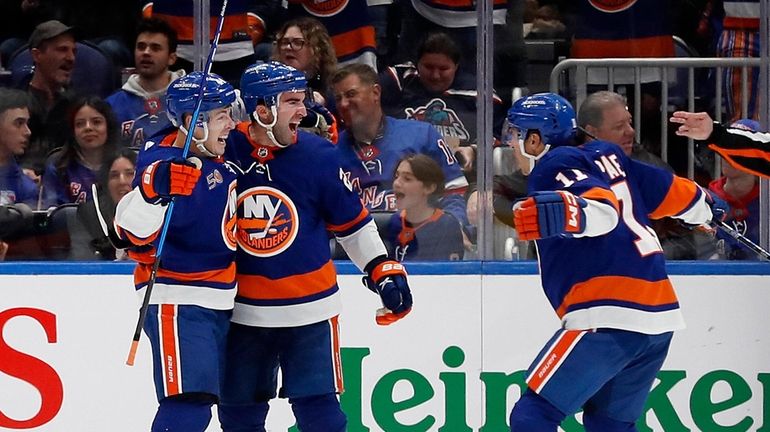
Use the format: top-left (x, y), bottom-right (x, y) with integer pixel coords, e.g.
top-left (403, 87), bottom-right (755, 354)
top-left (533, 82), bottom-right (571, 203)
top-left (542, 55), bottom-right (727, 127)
top-left (140, 157), bottom-right (202, 205)
top-left (513, 191), bottom-right (587, 240)
top-left (363, 256), bottom-right (413, 325)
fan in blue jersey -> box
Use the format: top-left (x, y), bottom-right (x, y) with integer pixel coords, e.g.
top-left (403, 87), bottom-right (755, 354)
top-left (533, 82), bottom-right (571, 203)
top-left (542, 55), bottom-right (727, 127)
top-left (219, 61), bottom-right (412, 432)
top-left (506, 93), bottom-right (729, 431)
top-left (0, 88), bottom-right (37, 208)
top-left (331, 63), bottom-right (472, 245)
top-left (106, 18), bottom-right (185, 149)
top-left (386, 153), bottom-right (464, 261)
top-left (114, 71), bottom-right (238, 432)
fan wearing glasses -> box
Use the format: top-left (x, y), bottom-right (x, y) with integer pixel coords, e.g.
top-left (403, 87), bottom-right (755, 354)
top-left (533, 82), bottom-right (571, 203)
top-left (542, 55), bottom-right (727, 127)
top-left (272, 17), bottom-right (339, 142)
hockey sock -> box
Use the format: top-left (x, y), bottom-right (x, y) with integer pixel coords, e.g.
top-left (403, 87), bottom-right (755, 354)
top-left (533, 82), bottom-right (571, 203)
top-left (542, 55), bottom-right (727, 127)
top-left (151, 395), bottom-right (213, 432)
top-left (509, 389), bottom-right (565, 432)
top-left (290, 393), bottom-right (347, 432)
top-left (218, 402), bottom-right (269, 432)
top-left (583, 412), bottom-right (637, 432)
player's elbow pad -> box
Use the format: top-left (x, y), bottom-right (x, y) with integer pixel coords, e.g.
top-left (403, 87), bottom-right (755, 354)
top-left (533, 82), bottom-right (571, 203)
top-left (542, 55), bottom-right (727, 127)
top-left (575, 199), bottom-right (619, 237)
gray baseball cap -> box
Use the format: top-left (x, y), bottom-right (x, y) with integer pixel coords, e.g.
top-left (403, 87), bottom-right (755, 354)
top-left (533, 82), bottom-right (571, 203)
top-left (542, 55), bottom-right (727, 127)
top-left (28, 20), bottom-right (74, 49)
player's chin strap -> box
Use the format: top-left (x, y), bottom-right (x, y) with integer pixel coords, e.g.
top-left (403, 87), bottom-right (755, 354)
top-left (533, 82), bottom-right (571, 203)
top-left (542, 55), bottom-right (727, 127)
top-left (518, 136), bottom-right (550, 173)
top-left (179, 119), bottom-right (218, 158)
top-left (254, 97), bottom-right (289, 148)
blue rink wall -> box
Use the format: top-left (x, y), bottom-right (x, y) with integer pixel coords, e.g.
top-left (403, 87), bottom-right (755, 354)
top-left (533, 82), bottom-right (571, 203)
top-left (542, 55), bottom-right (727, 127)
top-left (0, 261), bottom-right (768, 431)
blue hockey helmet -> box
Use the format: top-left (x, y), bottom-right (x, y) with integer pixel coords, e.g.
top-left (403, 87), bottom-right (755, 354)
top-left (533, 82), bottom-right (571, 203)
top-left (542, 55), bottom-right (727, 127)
top-left (506, 93), bottom-right (577, 148)
top-left (240, 61), bottom-right (307, 114)
top-left (166, 71), bottom-right (236, 127)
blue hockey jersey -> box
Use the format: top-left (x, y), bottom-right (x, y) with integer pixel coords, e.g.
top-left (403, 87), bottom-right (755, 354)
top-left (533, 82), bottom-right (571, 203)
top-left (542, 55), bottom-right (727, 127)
top-left (115, 132), bottom-right (238, 310)
top-left (385, 209), bottom-right (463, 261)
top-left (0, 161), bottom-right (38, 206)
top-left (380, 63), bottom-right (505, 146)
top-left (528, 140), bottom-right (713, 334)
top-left (226, 123), bottom-right (372, 327)
top-left (337, 116), bottom-right (469, 225)
top-left (106, 70), bottom-right (185, 149)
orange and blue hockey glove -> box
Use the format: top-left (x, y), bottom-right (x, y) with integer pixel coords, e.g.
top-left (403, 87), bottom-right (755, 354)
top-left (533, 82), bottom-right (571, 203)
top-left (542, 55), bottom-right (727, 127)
top-left (513, 191), bottom-right (587, 240)
top-left (139, 157), bottom-right (202, 205)
top-left (363, 257), bottom-right (413, 325)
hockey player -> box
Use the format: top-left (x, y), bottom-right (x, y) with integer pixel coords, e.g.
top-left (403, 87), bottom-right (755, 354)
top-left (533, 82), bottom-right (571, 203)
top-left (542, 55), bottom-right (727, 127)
top-left (218, 61), bottom-right (412, 432)
top-left (670, 110), bottom-right (770, 178)
top-left (505, 93), bottom-right (729, 431)
top-left (114, 72), bottom-right (238, 432)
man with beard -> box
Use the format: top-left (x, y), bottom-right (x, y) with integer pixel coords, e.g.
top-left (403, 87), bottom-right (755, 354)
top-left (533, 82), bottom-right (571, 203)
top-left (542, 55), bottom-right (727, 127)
top-left (19, 19), bottom-right (76, 178)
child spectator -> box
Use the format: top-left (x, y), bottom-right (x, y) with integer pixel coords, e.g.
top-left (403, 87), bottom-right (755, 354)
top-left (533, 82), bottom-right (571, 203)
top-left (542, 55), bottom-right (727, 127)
top-left (386, 153), bottom-right (463, 261)
top-left (41, 95), bottom-right (119, 207)
top-left (708, 119), bottom-right (762, 260)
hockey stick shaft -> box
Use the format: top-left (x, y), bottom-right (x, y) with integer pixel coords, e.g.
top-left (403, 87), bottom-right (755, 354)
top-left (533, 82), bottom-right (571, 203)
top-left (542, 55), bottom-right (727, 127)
top-left (127, 0), bottom-right (230, 366)
top-left (715, 219), bottom-right (770, 261)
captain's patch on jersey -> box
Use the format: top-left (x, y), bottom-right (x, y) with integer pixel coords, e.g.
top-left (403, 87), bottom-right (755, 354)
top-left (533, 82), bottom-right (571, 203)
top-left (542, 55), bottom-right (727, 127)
top-left (237, 186), bottom-right (299, 257)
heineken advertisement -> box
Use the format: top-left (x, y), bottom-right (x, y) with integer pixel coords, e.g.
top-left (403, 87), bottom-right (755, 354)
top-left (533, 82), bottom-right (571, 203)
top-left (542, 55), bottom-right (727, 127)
top-left (0, 268), bottom-right (767, 431)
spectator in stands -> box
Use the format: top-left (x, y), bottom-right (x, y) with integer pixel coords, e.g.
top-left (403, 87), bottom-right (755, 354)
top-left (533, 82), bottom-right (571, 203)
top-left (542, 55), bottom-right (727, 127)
top-left (577, 91), bottom-right (670, 169)
top-left (708, 119), bottom-right (761, 260)
top-left (271, 16), bottom-right (338, 142)
top-left (717, 0), bottom-right (760, 122)
top-left (69, 148), bottom-right (136, 260)
top-left (106, 17), bottom-right (184, 149)
top-left (19, 19), bottom-right (77, 177)
top-left (281, 0), bottom-right (378, 69)
top-left (380, 31), bottom-right (506, 174)
top-left (394, 0), bottom-right (526, 101)
top-left (41, 95), bottom-right (119, 207)
top-left (577, 90), bottom-right (715, 260)
top-left (0, 88), bottom-right (37, 207)
top-left (331, 63), bottom-right (472, 246)
top-left (386, 153), bottom-right (463, 261)
top-left (142, 0), bottom-right (261, 87)
top-left (272, 17), bottom-right (336, 100)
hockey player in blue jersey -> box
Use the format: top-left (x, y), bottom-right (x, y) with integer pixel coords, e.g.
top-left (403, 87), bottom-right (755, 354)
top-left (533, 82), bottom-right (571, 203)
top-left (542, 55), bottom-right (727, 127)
top-left (218, 61), bottom-right (412, 432)
top-left (114, 72), bottom-right (238, 432)
top-left (505, 93), bottom-right (729, 431)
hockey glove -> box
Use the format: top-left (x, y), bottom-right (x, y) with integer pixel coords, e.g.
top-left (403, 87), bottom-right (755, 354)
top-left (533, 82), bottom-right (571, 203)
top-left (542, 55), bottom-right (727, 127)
top-left (513, 191), bottom-right (587, 240)
top-left (139, 157), bottom-right (202, 205)
top-left (703, 188), bottom-right (730, 223)
top-left (300, 102), bottom-right (338, 143)
top-left (363, 257), bottom-right (413, 325)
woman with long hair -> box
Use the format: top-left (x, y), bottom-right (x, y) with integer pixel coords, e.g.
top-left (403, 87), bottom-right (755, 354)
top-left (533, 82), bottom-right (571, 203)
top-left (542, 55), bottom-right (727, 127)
top-left (41, 95), bottom-right (120, 208)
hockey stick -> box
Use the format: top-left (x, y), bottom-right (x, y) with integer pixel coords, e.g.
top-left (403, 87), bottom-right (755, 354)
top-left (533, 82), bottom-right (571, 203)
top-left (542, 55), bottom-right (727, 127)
top-left (714, 219), bottom-right (770, 261)
top-left (127, 0), bottom-right (230, 366)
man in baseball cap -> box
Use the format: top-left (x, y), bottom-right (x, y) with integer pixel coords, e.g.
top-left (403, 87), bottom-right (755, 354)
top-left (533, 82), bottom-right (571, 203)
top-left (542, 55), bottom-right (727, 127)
top-left (28, 20), bottom-right (74, 50)
top-left (19, 19), bottom-right (76, 176)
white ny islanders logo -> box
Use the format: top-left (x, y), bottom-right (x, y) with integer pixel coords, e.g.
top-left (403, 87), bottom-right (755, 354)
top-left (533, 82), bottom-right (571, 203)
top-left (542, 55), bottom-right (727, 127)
top-left (222, 181), bottom-right (238, 251)
top-left (237, 186), bottom-right (299, 257)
